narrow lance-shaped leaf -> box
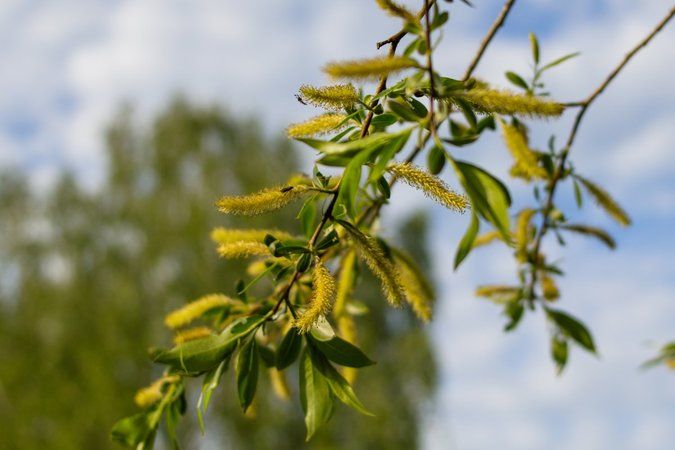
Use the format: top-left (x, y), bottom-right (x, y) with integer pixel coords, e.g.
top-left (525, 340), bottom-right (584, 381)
top-left (546, 308), bottom-right (596, 354)
top-left (454, 212), bottom-right (479, 270)
top-left (452, 160), bottom-right (512, 241)
top-left (299, 349), bottom-right (333, 441)
top-left (236, 337), bottom-right (260, 412)
top-left (310, 334), bottom-right (375, 368)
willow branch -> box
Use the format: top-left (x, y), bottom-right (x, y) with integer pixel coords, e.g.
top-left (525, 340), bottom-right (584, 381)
top-left (528, 5), bottom-right (675, 298)
top-left (462, 0), bottom-right (517, 81)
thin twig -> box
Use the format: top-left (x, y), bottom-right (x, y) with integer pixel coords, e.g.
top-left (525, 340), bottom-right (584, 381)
top-left (528, 5), bottom-right (675, 298)
top-left (462, 0), bottom-right (517, 81)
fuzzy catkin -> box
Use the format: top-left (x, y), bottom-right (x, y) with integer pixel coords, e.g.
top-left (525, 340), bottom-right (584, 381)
top-left (133, 376), bottom-right (179, 409)
top-left (473, 230), bottom-right (502, 248)
top-left (323, 56), bottom-right (417, 81)
top-left (216, 241), bottom-right (270, 259)
top-left (387, 162), bottom-right (469, 212)
top-left (341, 224), bottom-right (406, 306)
top-left (576, 176), bottom-right (631, 226)
top-left (294, 259), bottom-right (337, 333)
top-left (164, 294), bottom-right (233, 329)
top-left (393, 251), bottom-right (434, 322)
top-left (375, 0), bottom-right (416, 22)
top-left (514, 208), bottom-right (536, 262)
top-left (454, 89), bottom-right (564, 118)
top-left (217, 185), bottom-right (309, 216)
top-left (298, 84), bottom-right (359, 110)
top-left (286, 113), bottom-right (349, 138)
top-left (500, 119), bottom-right (547, 180)
top-left (173, 326), bottom-right (213, 344)
top-left (211, 228), bottom-right (293, 245)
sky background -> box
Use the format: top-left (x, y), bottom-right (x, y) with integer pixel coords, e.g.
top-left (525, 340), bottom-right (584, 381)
top-left (2, 1), bottom-right (674, 449)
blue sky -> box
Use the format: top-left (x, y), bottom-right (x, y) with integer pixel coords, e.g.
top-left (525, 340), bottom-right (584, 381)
top-left (1, 1), bottom-right (674, 449)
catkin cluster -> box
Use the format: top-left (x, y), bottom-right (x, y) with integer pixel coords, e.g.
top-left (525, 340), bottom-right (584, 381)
top-left (323, 56), bottom-right (417, 81)
top-left (341, 224), bottom-right (406, 306)
top-left (387, 162), bottom-right (469, 212)
top-left (499, 119), bottom-right (547, 180)
top-left (392, 250), bottom-right (434, 322)
top-left (286, 114), bottom-right (349, 138)
top-left (164, 294), bottom-right (233, 329)
top-left (375, 0), bottom-right (416, 22)
top-left (576, 176), bottom-right (631, 226)
top-left (294, 259), bottom-right (337, 333)
top-left (454, 89), bottom-right (564, 118)
top-left (217, 185), bottom-right (310, 215)
top-left (298, 84), bottom-right (359, 110)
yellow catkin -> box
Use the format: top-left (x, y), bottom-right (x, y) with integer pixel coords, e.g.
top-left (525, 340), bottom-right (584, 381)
top-left (541, 276), bottom-right (560, 301)
top-left (393, 250), bottom-right (434, 322)
top-left (333, 250), bottom-right (357, 318)
top-left (210, 228), bottom-right (293, 245)
top-left (576, 176), bottom-right (631, 226)
top-left (475, 285), bottom-right (521, 299)
top-left (375, 0), bottom-right (416, 22)
top-left (294, 259), bottom-right (337, 333)
top-left (455, 89), bottom-right (564, 118)
top-left (216, 241), bottom-right (270, 259)
top-left (387, 162), bottom-right (469, 212)
top-left (473, 230), bottom-right (502, 248)
top-left (164, 294), bottom-right (233, 329)
top-left (514, 208), bottom-right (536, 263)
top-left (216, 185), bottom-right (310, 216)
top-left (286, 113), bottom-right (349, 138)
top-left (338, 315), bottom-right (358, 384)
top-left (323, 56), bottom-right (417, 81)
top-left (269, 368), bottom-right (291, 401)
top-left (298, 84), bottom-right (359, 110)
top-left (666, 358), bottom-right (675, 370)
top-left (341, 225), bottom-right (406, 306)
top-left (500, 119), bottom-right (547, 180)
top-left (173, 326), bottom-right (213, 344)
top-left (133, 376), bottom-right (179, 409)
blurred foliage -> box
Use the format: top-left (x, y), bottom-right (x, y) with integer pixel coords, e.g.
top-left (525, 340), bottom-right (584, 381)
top-left (0, 97), bottom-right (435, 449)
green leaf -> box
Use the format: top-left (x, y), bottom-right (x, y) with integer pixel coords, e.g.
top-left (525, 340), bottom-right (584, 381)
top-left (505, 71), bottom-right (529, 90)
top-left (236, 337), bottom-right (259, 412)
top-left (452, 160), bottom-right (512, 241)
top-left (111, 413), bottom-right (154, 448)
top-left (454, 212), bottom-right (479, 270)
top-left (151, 315), bottom-right (264, 373)
top-left (529, 33), bottom-right (540, 64)
top-left (336, 146), bottom-right (377, 219)
top-left (299, 349), bottom-right (333, 441)
top-left (309, 347), bottom-right (373, 416)
top-left (370, 113), bottom-right (398, 128)
top-left (541, 52), bottom-right (580, 71)
top-left (197, 358), bottom-right (229, 433)
top-left (300, 130), bottom-right (407, 157)
top-left (369, 128), bottom-right (411, 182)
top-left (573, 179), bottom-right (583, 208)
top-left (311, 335), bottom-right (375, 368)
top-left (427, 145), bottom-right (446, 175)
top-left (315, 230), bottom-right (340, 252)
top-left (298, 198), bottom-right (317, 238)
top-left (387, 99), bottom-right (421, 122)
top-left (551, 335), bottom-right (568, 374)
top-left (276, 328), bottom-right (303, 370)
top-left (546, 308), bottom-right (596, 353)
top-left (560, 224), bottom-right (616, 250)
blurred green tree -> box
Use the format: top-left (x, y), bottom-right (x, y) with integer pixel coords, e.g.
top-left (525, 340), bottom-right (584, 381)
top-left (0, 97), bottom-right (435, 449)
